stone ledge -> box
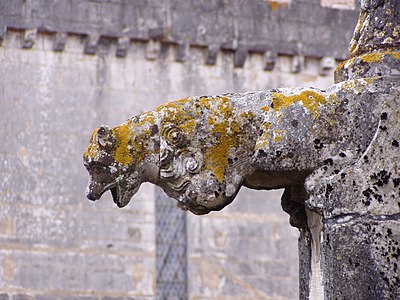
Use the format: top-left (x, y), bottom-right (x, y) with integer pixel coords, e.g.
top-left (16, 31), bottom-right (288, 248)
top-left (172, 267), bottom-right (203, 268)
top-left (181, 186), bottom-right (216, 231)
top-left (0, 0), bottom-right (359, 60)
top-left (0, 30), bottom-right (341, 73)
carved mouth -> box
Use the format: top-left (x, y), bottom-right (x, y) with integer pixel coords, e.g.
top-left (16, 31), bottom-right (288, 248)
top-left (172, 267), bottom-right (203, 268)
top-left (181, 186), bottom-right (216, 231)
top-left (110, 182), bottom-right (139, 208)
top-left (110, 184), bottom-right (128, 208)
top-left (110, 186), bottom-right (119, 205)
top-left (86, 181), bottom-right (116, 201)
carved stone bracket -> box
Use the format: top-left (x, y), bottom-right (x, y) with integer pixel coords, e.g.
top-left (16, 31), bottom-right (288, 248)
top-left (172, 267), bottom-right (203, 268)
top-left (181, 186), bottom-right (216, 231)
top-left (83, 1), bottom-right (399, 298)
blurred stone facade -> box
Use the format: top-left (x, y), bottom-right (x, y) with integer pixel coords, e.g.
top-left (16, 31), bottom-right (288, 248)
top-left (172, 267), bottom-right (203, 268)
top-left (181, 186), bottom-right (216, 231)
top-left (0, 1), bottom-right (358, 299)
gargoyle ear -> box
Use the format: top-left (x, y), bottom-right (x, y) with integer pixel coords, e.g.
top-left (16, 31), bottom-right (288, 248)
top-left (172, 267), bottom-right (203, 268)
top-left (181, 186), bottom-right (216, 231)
top-left (97, 125), bottom-right (114, 148)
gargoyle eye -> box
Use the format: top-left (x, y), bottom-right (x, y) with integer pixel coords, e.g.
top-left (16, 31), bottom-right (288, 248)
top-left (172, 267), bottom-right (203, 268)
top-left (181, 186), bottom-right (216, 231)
top-left (162, 124), bottom-right (187, 147)
top-left (97, 125), bottom-right (113, 148)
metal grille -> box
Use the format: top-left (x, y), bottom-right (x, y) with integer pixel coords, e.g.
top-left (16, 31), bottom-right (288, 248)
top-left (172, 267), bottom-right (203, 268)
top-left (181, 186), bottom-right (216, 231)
top-left (155, 188), bottom-right (188, 300)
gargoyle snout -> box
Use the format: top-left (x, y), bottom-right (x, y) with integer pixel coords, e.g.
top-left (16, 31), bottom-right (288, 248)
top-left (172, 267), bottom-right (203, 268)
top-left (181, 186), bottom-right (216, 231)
top-left (86, 191), bottom-right (99, 201)
top-left (85, 179), bottom-right (105, 201)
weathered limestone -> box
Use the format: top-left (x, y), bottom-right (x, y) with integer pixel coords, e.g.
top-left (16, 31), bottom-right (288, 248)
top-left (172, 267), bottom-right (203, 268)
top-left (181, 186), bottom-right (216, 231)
top-left (302, 0), bottom-right (400, 298)
top-left (84, 84), bottom-right (376, 219)
top-left (83, 0), bottom-right (399, 298)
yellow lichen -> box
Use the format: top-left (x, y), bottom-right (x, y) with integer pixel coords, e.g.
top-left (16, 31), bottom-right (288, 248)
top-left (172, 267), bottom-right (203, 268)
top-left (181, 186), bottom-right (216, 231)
top-left (337, 51), bottom-right (400, 75)
top-left (268, 1), bottom-right (287, 11)
top-left (328, 93), bottom-right (338, 103)
top-left (254, 122), bottom-right (272, 150)
top-left (393, 52), bottom-right (400, 60)
top-left (112, 124), bottom-right (133, 166)
top-left (394, 26), bottom-right (400, 37)
top-left (208, 116), bottom-right (216, 125)
top-left (155, 97), bottom-right (197, 134)
top-left (361, 51), bottom-right (400, 63)
top-left (83, 128), bottom-right (102, 160)
top-left (273, 129), bottom-right (284, 142)
top-left (205, 134), bottom-right (233, 183)
top-left (362, 52), bottom-right (384, 63)
top-left (201, 96), bottom-right (242, 183)
top-left (179, 118), bottom-right (196, 132)
top-left (240, 111), bottom-right (255, 120)
top-left (199, 97), bottom-right (212, 110)
top-left (135, 111), bottom-right (156, 127)
top-left (271, 90), bottom-right (327, 117)
top-left (261, 106), bottom-right (270, 112)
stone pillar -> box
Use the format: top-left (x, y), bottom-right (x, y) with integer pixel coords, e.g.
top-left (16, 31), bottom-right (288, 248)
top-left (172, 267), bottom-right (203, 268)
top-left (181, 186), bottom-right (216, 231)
top-left (303, 0), bottom-right (400, 298)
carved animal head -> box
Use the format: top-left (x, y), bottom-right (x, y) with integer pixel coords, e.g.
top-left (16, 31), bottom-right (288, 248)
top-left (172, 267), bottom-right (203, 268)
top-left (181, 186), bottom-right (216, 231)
top-left (83, 96), bottom-right (254, 214)
top-left (85, 93), bottom-right (304, 215)
top-left (83, 123), bottom-right (159, 208)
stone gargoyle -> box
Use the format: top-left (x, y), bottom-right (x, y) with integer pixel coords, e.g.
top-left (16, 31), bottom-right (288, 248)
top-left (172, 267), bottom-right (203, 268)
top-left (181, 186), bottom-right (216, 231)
top-left (84, 79), bottom-right (381, 228)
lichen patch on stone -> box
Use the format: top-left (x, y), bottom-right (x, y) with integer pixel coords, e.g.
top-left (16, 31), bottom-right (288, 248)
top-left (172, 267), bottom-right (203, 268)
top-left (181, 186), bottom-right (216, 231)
top-left (271, 90), bottom-right (327, 117)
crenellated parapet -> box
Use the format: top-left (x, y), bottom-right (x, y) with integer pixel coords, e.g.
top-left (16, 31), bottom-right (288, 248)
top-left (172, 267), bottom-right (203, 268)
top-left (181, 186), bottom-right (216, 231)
top-left (0, 0), bottom-right (359, 72)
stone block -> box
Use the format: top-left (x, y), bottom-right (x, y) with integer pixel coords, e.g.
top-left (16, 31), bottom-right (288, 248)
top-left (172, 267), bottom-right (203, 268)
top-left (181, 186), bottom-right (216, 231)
top-left (115, 36), bottom-right (130, 58)
top-left (145, 40), bottom-right (160, 60)
top-left (319, 56), bottom-right (336, 76)
top-left (174, 41), bottom-right (189, 62)
top-left (21, 29), bottom-right (37, 49)
top-left (205, 44), bottom-right (219, 65)
top-left (291, 55), bottom-right (304, 73)
top-left (53, 32), bottom-right (68, 52)
top-left (263, 51), bottom-right (277, 71)
top-left (234, 46), bottom-right (248, 68)
top-left (84, 34), bottom-right (100, 55)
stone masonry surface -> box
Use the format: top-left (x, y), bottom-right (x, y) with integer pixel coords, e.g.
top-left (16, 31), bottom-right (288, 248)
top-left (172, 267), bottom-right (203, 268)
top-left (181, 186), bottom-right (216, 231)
top-left (0, 0), bottom-right (360, 299)
top-left (0, 0), bottom-right (358, 60)
top-left (0, 30), bottom-right (337, 299)
top-left (81, 0), bottom-right (400, 299)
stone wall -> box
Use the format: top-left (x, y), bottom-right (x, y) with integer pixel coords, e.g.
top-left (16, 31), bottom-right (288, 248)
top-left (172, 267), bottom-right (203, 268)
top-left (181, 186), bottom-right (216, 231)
top-left (0, 1), bottom-right (358, 299)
